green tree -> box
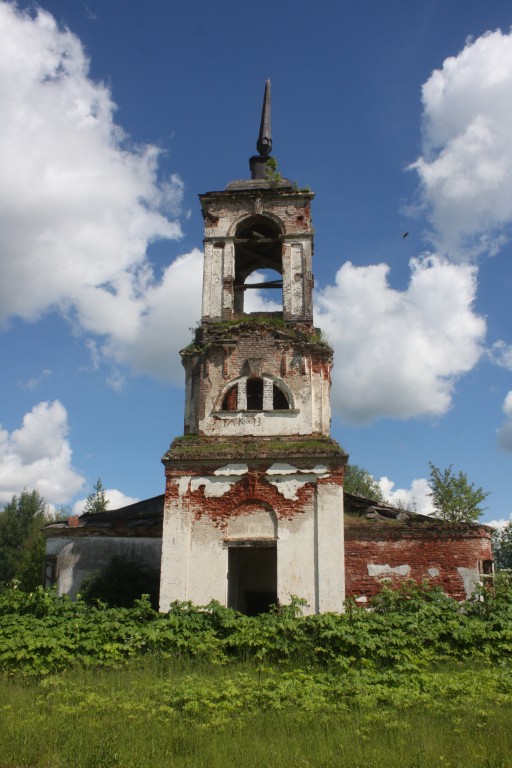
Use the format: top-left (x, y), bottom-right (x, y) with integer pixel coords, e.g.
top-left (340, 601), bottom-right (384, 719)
top-left (428, 462), bottom-right (489, 523)
top-left (0, 490), bottom-right (49, 590)
top-left (83, 478), bottom-right (109, 516)
top-left (344, 464), bottom-right (384, 502)
top-left (492, 523), bottom-right (512, 570)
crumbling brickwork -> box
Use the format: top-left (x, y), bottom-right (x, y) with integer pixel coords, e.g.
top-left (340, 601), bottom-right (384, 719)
top-left (344, 517), bottom-right (493, 601)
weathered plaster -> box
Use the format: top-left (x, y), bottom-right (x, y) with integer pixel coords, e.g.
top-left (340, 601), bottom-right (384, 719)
top-left (266, 474), bottom-right (318, 500)
top-left (214, 463), bottom-right (249, 476)
top-left (457, 566), bottom-right (480, 599)
top-left (45, 537), bottom-right (162, 600)
top-left (367, 564), bottom-right (411, 578)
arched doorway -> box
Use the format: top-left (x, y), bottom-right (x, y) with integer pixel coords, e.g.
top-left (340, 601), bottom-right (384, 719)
top-left (225, 503), bottom-right (278, 615)
top-left (227, 544), bottom-right (277, 616)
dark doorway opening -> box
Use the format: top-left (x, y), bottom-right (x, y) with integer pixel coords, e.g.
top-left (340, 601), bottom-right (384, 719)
top-left (227, 545), bottom-right (277, 616)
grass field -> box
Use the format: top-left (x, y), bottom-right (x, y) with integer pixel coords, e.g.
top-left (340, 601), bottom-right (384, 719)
top-left (1, 659), bottom-right (512, 768)
top-left (2, 583), bottom-right (512, 766)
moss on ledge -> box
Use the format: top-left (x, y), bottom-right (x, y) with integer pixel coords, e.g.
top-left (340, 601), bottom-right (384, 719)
top-left (181, 317), bottom-right (331, 357)
top-left (163, 435), bottom-right (346, 462)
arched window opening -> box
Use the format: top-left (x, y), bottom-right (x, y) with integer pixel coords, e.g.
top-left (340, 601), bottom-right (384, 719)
top-left (234, 216), bottom-right (283, 316)
top-left (219, 378), bottom-right (291, 413)
top-left (273, 383), bottom-right (289, 410)
top-left (247, 378), bottom-right (264, 410)
top-left (221, 384), bottom-right (238, 412)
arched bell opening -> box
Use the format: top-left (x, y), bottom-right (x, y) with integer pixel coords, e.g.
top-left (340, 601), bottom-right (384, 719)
top-left (233, 215), bottom-right (283, 316)
top-left (219, 377), bottom-right (292, 413)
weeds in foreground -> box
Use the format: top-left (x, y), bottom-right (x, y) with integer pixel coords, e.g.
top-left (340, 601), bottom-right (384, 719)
top-left (1, 660), bottom-right (511, 767)
top-left (2, 580), bottom-right (512, 765)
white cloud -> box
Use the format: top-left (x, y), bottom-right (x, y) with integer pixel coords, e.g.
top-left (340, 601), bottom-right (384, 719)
top-left (18, 368), bottom-right (52, 391)
top-left (96, 248), bottom-right (203, 385)
top-left (489, 341), bottom-right (512, 371)
top-left (316, 256), bottom-right (485, 424)
top-left (410, 29), bottom-right (512, 260)
top-left (378, 476), bottom-right (434, 516)
top-left (72, 488), bottom-right (139, 516)
top-left (0, 401), bottom-right (85, 505)
top-left (497, 391), bottom-right (512, 452)
top-left (0, 2), bottom-right (184, 362)
top-left (487, 517), bottom-right (511, 530)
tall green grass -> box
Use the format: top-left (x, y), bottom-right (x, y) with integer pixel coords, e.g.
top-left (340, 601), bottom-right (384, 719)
top-left (3, 581), bottom-right (512, 766)
top-left (1, 659), bottom-right (512, 768)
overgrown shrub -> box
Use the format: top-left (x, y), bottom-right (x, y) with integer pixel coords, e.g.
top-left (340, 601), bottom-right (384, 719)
top-left (1, 580), bottom-right (512, 677)
top-left (80, 556), bottom-right (160, 609)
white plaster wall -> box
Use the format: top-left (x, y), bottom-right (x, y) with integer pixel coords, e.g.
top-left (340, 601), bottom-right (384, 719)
top-left (186, 517), bottom-right (228, 605)
top-left (457, 566), bottom-right (481, 599)
top-left (228, 508), bottom-right (277, 538)
top-left (199, 362), bottom-right (329, 437)
top-left (315, 482), bottom-right (345, 612)
top-left (205, 411), bottom-right (310, 437)
top-left (277, 509), bottom-right (317, 612)
top-left (160, 464), bottom-right (344, 615)
top-left (159, 497), bottom-right (190, 611)
top-left (46, 537), bottom-right (162, 600)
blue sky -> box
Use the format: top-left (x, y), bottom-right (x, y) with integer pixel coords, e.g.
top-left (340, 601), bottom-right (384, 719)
top-left (0, 0), bottom-right (511, 525)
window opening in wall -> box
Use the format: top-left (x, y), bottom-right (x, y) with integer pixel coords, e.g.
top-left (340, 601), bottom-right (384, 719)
top-left (482, 559), bottom-right (494, 575)
top-left (221, 378), bottom-right (290, 412)
top-left (44, 555), bottom-right (58, 588)
top-left (273, 383), bottom-right (289, 410)
top-left (234, 215), bottom-right (283, 316)
top-left (247, 378), bottom-right (264, 410)
top-left (222, 384), bottom-right (238, 411)
top-left (244, 268), bottom-right (282, 312)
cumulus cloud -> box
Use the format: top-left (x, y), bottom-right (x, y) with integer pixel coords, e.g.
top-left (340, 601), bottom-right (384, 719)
top-left (0, 401), bottom-right (85, 505)
top-left (72, 488), bottom-right (140, 516)
top-left (379, 476), bottom-right (434, 516)
top-left (316, 256), bottom-right (486, 424)
top-left (410, 29), bottom-right (512, 260)
top-left (497, 391), bottom-right (512, 452)
top-left (0, 2), bottom-right (186, 372)
top-left (87, 248), bottom-right (203, 386)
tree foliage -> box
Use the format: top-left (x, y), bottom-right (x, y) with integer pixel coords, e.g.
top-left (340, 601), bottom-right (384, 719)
top-left (343, 464), bottom-right (384, 502)
top-left (428, 462), bottom-right (489, 523)
top-left (0, 490), bottom-right (48, 590)
top-left (83, 478), bottom-right (109, 516)
top-left (492, 523), bottom-right (512, 570)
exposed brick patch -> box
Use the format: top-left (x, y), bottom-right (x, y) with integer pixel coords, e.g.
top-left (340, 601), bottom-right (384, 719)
top-left (345, 521), bottom-right (492, 601)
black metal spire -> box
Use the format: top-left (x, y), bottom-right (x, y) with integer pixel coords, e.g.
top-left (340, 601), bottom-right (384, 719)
top-left (250, 80), bottom-right (273, 180)
top-left (256, 79), bottom-right (272, 156)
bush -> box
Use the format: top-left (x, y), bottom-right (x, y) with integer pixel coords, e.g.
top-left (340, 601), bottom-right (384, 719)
top-left (80, 556), bottom-right (160, 609)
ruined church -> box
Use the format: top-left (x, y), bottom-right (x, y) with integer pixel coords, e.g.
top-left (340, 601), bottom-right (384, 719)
top-left (44, 83), bottom-right (493, 612)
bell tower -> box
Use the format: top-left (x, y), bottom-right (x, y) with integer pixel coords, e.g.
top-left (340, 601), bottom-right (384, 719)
top-left (160, 82), bottom-right (347, 615)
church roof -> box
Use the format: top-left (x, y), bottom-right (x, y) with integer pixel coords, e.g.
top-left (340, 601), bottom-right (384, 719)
top-left (43, 491), bottom-right (491, 536)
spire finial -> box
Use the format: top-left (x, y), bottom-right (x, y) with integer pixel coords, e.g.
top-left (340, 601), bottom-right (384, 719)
top-left (256, 79), bottom-right (272, 156)
top-left (250, 80), bottom-right (273, 180)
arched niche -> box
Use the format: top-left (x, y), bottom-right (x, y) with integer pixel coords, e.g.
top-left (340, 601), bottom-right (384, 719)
top-left (227, 502), bottom-right (278, 539)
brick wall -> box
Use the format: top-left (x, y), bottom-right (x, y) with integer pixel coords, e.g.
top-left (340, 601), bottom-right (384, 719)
top-left (345, 518), bottom-right (493, 601)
